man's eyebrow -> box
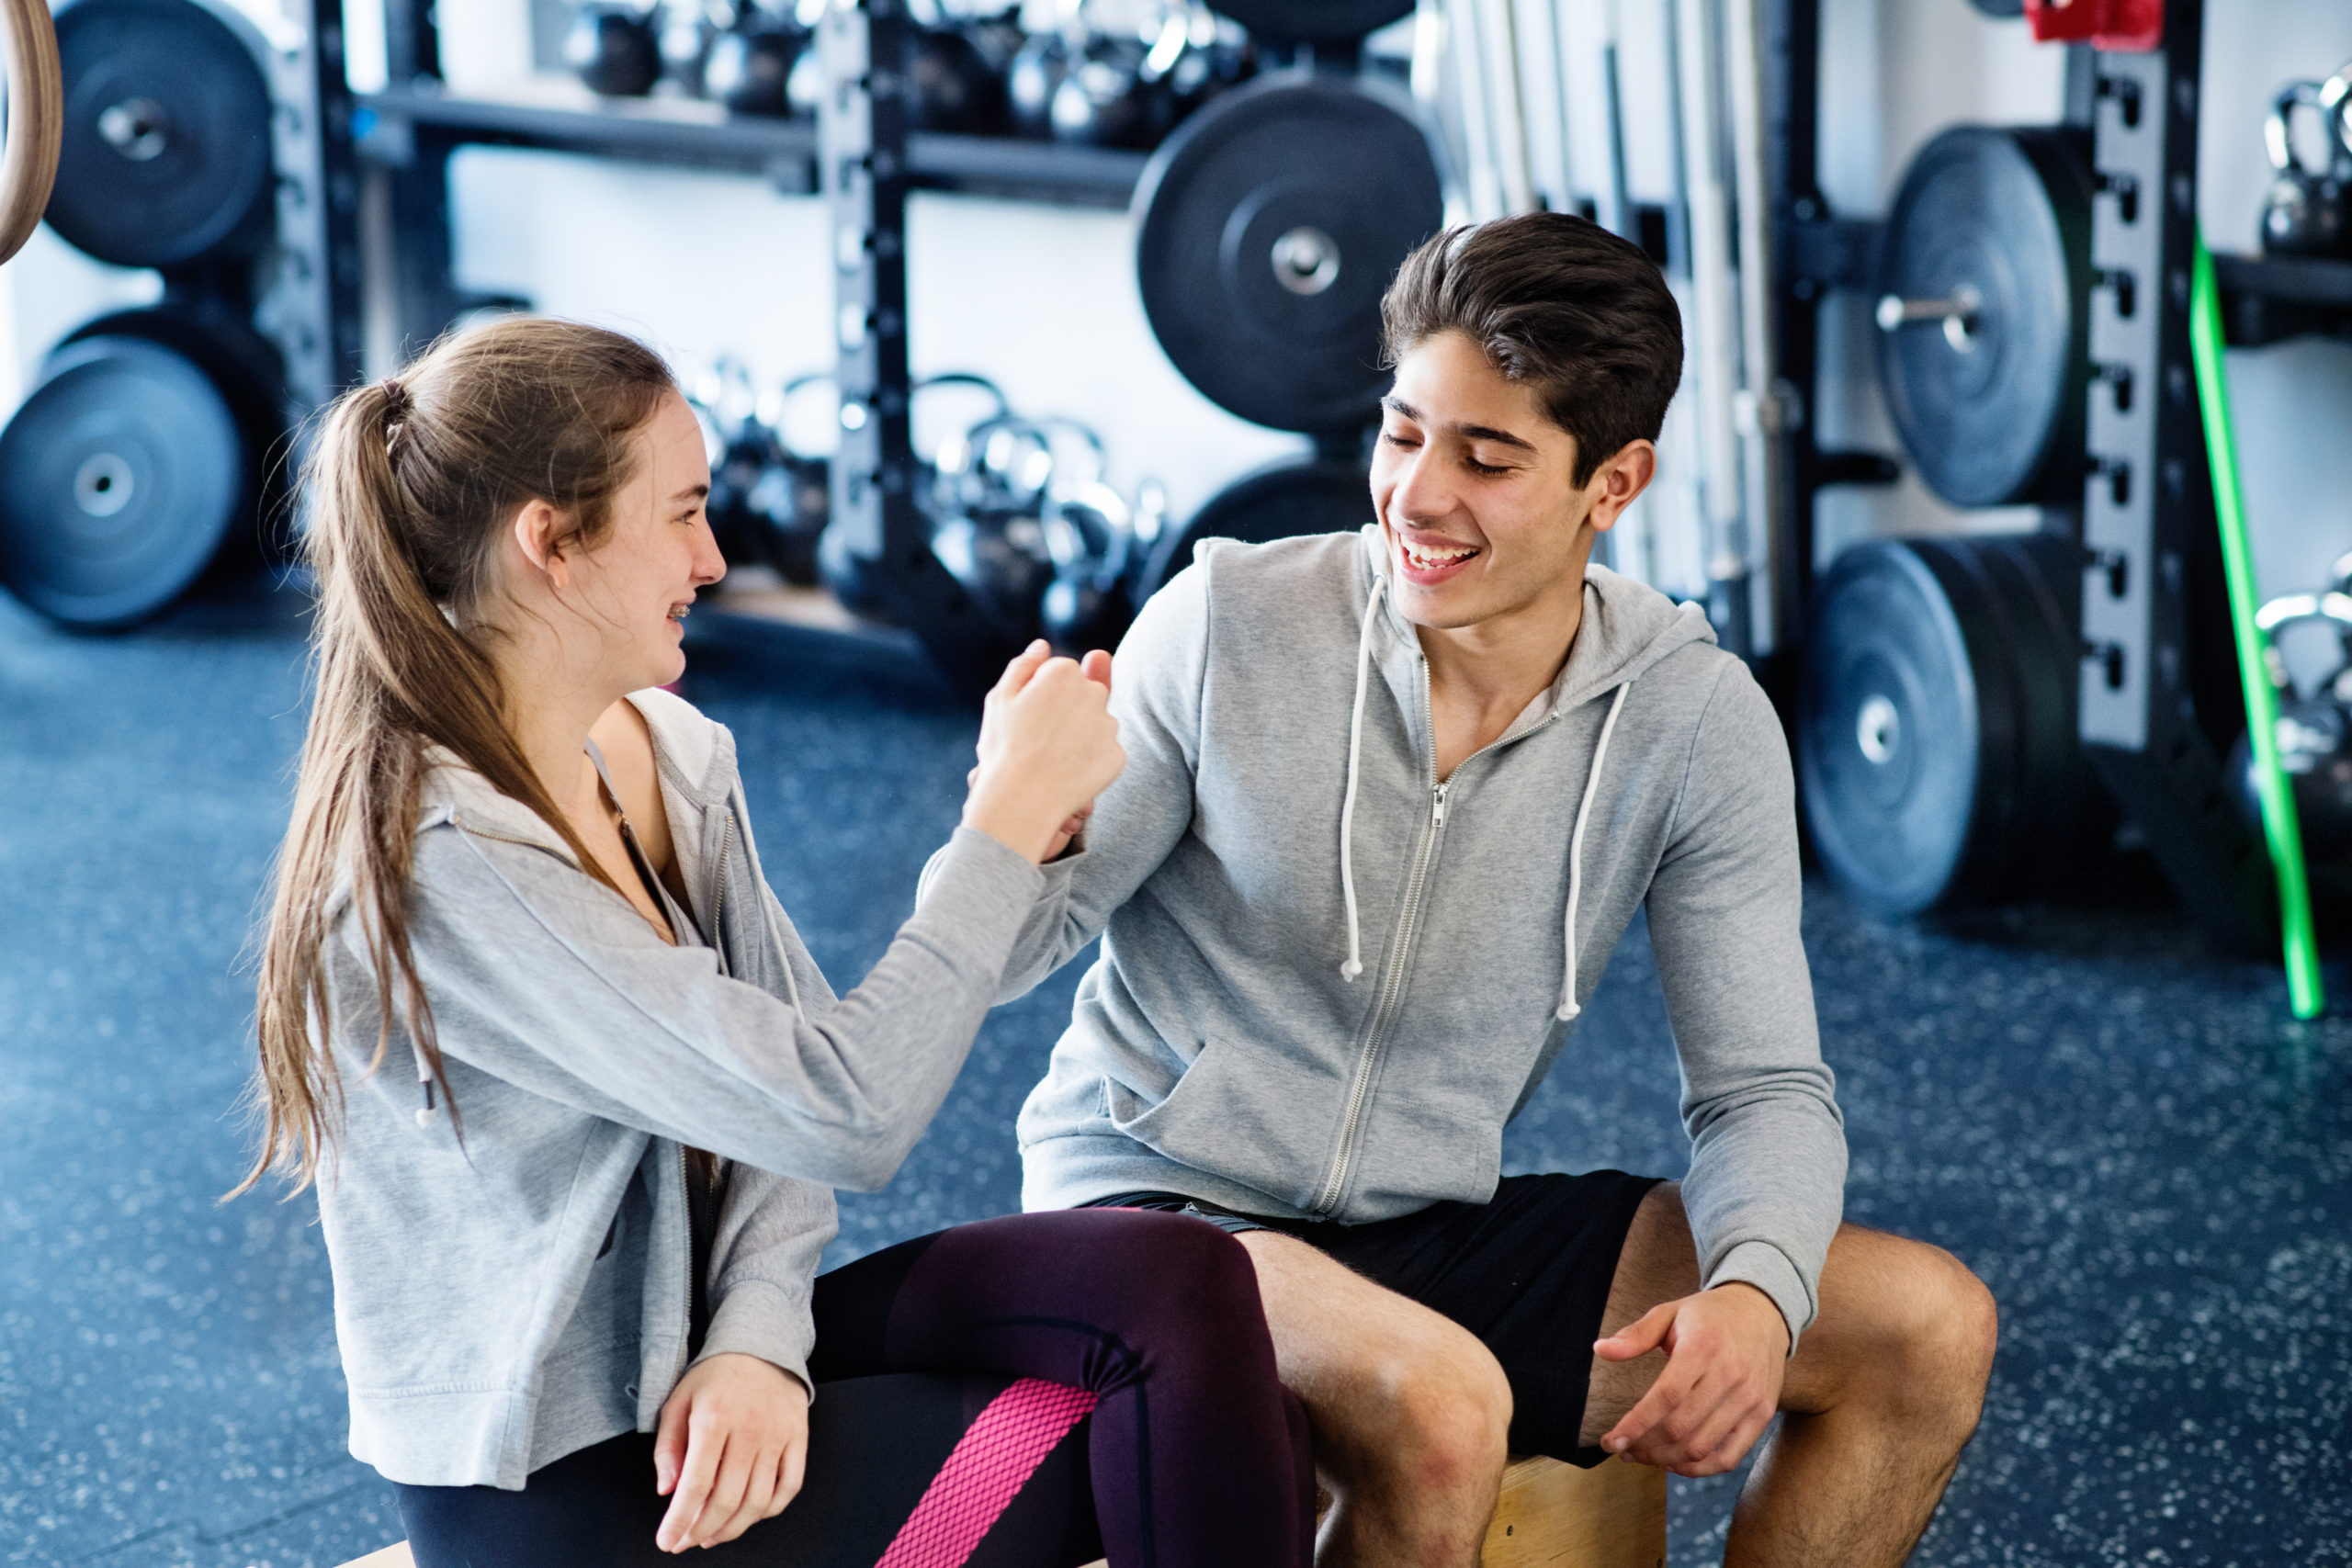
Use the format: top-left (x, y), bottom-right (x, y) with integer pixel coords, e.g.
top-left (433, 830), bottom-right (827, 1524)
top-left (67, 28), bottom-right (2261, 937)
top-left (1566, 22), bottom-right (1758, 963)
top-left (1382, 396), bottom-right (1538, 454)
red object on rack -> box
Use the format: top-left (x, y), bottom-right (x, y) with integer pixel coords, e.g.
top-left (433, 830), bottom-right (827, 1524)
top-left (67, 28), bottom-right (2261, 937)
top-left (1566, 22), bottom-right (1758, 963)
top-left (2022, 0), bottom-right (2163, 51)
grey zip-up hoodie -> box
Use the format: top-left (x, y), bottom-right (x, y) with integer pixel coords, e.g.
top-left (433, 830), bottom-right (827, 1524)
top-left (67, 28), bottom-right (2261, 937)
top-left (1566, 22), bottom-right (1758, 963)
top-left (314, 687), bottom-right (1042, 1488)
top-left (999, 529), bottom-right (1844, 1344)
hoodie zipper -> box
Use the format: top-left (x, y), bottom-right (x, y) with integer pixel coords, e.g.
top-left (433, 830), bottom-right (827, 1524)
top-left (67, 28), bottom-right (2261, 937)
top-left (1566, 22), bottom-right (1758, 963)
top-left (710, 809), bottom-right (735, 960)
top-left (1309, 656), bottom-right (1586, 1217)
top-left (1312, 659), bottom-right (1452, 1216)
top-left (670, 1140), bottom-right (692, 1391)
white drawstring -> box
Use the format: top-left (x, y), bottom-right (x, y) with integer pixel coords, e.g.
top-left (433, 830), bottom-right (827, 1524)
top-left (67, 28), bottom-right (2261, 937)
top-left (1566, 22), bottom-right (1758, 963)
top-left (1557, 683), bottom-right (1632, 1021)
top-left (1338, 574), bottom-right (1387, 981)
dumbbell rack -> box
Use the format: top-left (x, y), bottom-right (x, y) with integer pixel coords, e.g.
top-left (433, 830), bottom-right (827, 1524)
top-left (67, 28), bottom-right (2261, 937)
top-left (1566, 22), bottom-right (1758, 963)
top-left (1762, 0), bottom-right (2352, 944)
top-left (812, 0), bottom-right (1025, 692)
top-left (356, 6), bottom-right (1149, 355)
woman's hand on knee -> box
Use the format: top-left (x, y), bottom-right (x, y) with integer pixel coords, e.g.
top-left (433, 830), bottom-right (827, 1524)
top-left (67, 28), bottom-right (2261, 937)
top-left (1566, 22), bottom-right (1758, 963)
top-left (964, 643), bottom-right (1124, 863)
top-left (652, 1352), bottom-right (811, 1551)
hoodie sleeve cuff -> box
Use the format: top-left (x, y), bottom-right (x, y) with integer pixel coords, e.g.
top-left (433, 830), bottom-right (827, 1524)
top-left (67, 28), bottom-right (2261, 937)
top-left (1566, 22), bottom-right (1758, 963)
top-left (915, 824), bottom-right (1046, 937)
top-left (919, 829), bottom-right (1081, 909)
top-left (1705, 1241), bottom-right (1814, 1358)
top-left (694, 1279), bottom-right (815, 1399)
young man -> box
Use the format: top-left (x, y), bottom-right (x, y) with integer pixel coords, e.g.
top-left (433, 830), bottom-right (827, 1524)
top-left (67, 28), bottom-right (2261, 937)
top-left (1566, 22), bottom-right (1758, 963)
top-left (990, 213), bottom-right (1996, 1566)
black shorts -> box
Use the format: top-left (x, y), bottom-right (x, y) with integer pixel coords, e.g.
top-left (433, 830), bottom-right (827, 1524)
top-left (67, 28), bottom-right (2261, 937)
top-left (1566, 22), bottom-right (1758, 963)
top-left (1085, 1170), bottom-right (1664, 1467)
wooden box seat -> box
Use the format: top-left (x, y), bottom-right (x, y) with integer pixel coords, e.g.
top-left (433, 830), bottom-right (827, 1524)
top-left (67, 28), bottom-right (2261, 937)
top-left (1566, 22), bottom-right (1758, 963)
top-left (338, 1452), bottom-right (1665, 1568)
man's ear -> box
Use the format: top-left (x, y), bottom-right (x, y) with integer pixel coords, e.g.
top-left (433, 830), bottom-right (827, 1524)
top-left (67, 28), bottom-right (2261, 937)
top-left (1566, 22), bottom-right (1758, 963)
top-left (1581, 441), bottom-right (1658, 535)
top-left (510, 499), bottom-right (572, 592)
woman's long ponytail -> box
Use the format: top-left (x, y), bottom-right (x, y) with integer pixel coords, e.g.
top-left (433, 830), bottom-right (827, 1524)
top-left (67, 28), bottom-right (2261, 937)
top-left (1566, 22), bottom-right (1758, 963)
top-left (240, 321), bottom-right (673, 1197)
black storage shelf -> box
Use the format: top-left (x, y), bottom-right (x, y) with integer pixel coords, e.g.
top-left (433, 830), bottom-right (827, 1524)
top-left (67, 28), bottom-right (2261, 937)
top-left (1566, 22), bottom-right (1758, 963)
top-left (357, 83), bottom-right (1148, 209)
top-left (2213, 251), bottom-right (2352, 347)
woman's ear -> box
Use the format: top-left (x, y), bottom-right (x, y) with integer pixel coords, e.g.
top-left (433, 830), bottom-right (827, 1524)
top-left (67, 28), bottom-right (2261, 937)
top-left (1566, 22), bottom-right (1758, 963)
top-left (510, 499), bottom-right (572, 592)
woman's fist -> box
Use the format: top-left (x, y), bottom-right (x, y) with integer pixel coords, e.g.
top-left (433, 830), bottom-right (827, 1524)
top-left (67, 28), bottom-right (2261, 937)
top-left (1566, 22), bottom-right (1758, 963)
top-left (964, 642), bottom-right (1123, 863)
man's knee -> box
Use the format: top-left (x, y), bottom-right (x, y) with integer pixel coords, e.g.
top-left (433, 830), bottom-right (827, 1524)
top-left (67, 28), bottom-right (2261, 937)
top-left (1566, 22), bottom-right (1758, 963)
top-left (1352, 1325), bottom-right (1513, 1497)
top-left (1860, 1238), bottom-right (1998, 1427)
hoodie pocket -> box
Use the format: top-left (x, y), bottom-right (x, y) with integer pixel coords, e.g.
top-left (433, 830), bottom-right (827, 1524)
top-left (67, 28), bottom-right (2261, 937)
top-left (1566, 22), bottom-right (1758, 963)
top-left (1104, 1037), bottom-right (1340, 1214)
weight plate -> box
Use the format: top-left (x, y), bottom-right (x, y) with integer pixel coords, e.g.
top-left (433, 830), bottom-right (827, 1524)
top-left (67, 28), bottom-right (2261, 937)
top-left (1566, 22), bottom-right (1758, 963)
top-left (1137, 455), bottom-right (1368, 597)
top-left (0, 335), bottom-right (253, 626)
top-left (1135, 76), bottom-right (1442, 435)
top-left (1205, 0), bottom-right (1415, 43)
top-left (1876, 126), bottom-right (2094, 509)
top-left (1799, 534), bottom-right (2110, 912)
top-left (47, 0), bottom-right (276, 269)
top-left (61, 307), bottom-right (292, 563)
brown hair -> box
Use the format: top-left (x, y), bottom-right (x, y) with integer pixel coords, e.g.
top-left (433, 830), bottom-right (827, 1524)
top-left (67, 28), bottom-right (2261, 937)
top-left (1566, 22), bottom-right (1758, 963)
top-left (238, 317), bottom-right (675, 1196)
top-left (1380, 212), bottom-right (1684, 486)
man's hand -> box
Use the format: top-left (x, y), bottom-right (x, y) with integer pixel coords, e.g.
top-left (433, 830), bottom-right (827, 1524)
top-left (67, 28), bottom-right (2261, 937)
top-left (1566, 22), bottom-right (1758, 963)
top-left (651, 1353), bottom-right (810, 1552)
top-left (1593, 1282), bottom-right (1790, 1477)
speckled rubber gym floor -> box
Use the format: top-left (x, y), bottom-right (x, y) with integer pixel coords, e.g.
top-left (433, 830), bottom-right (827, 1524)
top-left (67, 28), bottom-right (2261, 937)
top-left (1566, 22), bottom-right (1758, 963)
top-left (1, 584), bottom-right (2345, 1566)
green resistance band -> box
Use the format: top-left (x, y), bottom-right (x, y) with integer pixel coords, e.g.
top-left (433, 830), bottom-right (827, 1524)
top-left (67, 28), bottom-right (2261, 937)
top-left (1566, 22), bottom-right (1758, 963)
top-left (2189, 231), bottom-right (2324, 1019)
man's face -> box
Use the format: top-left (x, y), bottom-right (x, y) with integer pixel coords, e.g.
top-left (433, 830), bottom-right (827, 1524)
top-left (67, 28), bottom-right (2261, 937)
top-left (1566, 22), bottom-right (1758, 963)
top-left (1369, 330), bottom-right (1626, 634)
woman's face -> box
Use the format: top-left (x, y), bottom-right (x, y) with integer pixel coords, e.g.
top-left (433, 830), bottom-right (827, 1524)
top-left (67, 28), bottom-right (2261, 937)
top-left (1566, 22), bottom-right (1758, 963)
top-left (562, 390), bottom-right (726, 693)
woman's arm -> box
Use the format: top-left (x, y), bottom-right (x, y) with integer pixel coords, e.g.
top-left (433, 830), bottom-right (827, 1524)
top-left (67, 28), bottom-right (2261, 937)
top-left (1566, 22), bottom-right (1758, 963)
top-left (388, 818), bottom-right (1038, 1188)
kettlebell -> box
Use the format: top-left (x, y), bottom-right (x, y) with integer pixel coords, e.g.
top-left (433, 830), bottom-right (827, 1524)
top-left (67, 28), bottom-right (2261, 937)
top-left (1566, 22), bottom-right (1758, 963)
top-left (566, 5), bottom-right (664, 97)
top-left (658, 0), bottom-right (716, 94)
top-left (1041, 478), bottom-right (1140, 653)
top-left (1008, 30), bottom-right (1073, 139)
top-left (2232, 588), bottom-right (2352, 875)
top-left (2260, 79), bottom-right (2351, 257)
top-left (909, 25), bottom-right (1006, 134)
top-left (706, 10), bottom-right (805, 118)
top-left (1050, 32), bottom-right (1158, 149)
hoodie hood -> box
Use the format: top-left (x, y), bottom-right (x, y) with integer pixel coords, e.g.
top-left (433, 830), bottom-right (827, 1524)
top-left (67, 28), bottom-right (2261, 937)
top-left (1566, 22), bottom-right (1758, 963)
top-left (1339, 526), bottom-right (1719, 1019)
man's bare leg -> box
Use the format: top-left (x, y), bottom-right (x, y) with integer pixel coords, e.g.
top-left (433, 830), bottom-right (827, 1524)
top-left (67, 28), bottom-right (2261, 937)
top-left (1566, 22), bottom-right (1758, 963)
top-left (1585, 1185), bottom-right (1999, 1567)
top-left (1236, 1230), bottom-right (1510, 1568)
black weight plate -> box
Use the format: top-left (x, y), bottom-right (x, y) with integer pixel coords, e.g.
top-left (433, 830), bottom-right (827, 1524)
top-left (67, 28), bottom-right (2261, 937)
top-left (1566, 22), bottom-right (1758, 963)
top-left (1877, 126), bottom-right (2094, 509)
top-left (1206, 0), bottom-right (1415, 43)
top-left (1137, 455), bottom-right (1368, 597)
top-left (1800, 539), bottom-right (1982, 912)
top-left (1800, 533), bottom-right (2109, 913)
top-left (0, 335), bottom-right (252, 626)
top-left (61, 307), bottom-right (292, 563)
top-left (47, 0), bottom-right (276, 269)
top-left (1135, 76), bottom-right (1442, 434)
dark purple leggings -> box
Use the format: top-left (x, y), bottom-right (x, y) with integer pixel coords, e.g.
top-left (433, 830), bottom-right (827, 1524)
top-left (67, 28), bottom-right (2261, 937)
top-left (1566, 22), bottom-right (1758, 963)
top-left (397, 1208), bottom-right (1314, 1568)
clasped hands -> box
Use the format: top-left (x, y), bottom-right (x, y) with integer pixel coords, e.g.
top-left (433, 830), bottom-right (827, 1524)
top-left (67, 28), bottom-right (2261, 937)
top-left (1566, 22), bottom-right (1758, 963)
top-left (1593, 1280), bottom-right (1792, 1477)
top-left (962, 642), bottom-right (1118, 863)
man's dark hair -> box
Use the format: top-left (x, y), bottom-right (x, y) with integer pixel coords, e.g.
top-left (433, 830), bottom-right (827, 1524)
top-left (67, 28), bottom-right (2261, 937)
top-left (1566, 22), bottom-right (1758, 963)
top-left (1380, 212), bottom-right (1684, 486)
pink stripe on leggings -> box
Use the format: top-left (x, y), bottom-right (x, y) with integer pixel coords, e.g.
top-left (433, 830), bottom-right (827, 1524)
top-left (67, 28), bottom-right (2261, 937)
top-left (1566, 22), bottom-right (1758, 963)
top-left (874, 1378), bottom-right (1099, 1568)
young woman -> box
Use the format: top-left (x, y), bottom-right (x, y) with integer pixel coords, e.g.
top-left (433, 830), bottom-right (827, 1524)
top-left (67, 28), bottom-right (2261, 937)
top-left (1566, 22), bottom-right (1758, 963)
top-left (244, 318), bottom-right (1313, 1567)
